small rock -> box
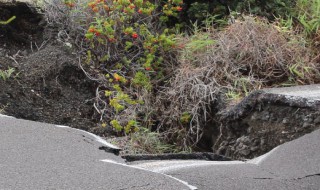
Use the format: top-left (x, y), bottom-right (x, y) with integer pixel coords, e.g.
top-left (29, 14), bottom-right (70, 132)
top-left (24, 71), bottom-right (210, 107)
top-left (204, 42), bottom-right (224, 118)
top-left (238, 142), bottom-right (244, 149)
top-left (314, 116), bottom-right (320, 124)
top-left (242, 136), bottom-right (251, 145)
top-left (239, 147), bottom-right (251, 156)
top-left (250, 146), bottom-right (259, 152)
top-left (302, 116), bottom-right (309, 122)
top-left (236, 137), bottom-right (242, 144)
top-left (251, 113), bottom-right (258, 120)
top-left (0, 49), bottom-right (5, 57)
top-left (262, 111), bottom-right (270, 121)
top-left (282, 118), bottom-right (289, 124)
top-left (21, 50), bottom-right (28, 56)
top-left (302, 122), bottom-right (311, 128)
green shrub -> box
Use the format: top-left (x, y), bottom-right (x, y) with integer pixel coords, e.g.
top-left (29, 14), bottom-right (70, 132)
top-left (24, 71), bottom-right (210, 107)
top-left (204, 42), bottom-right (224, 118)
top-left (45, 0), bottom-right (182, 135)
top-left (234, 0), bottom-right (295, 19)
top-left (178, 0), bottom-right (297, 25)
top-left (295, 0), bottom-right (320, 37)
top-left (128, 127), bottom-right (179, 154)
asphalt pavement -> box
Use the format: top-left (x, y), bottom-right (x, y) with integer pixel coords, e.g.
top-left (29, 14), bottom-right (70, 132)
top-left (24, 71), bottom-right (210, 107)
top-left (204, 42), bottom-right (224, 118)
top-left (1, 114), bottom-right (320, 189)
top-left (0, 115), bottom-right (193, 190)
top-left (263, 84), bottom-right (320, 101)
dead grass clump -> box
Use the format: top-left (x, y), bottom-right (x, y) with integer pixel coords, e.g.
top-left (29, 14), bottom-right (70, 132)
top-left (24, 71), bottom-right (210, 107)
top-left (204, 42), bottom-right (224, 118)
top-left (155, 16), bottom-right (320, 148)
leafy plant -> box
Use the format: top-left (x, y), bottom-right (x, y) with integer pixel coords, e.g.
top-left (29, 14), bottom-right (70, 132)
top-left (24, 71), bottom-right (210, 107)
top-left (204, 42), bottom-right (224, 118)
top-left (0, 68), bottom-right (15, 81)
top-left (45, 0), bottom-right (184, 135)
top-left (128, 127), bottom-right (178, 154)
top-left (0, 16), bottom-right (16, 25)
top-left (295, 0), bottom-right (320, 36)
top-left (226, 90), bottom-right (242, 101)
top-left (180, 112), bottom-right (192, 124)
top-left (0, 104), bottom-right (8, 114)
top-left (132, 71), bottom-right (152, 91)
top-left (233, 0), bottom-right (295, 20)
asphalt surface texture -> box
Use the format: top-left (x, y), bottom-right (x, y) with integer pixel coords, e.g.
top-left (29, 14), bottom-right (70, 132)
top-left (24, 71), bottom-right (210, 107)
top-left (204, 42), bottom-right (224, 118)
top-left (0, 115), bottom-right (193, 190)
top-left (263, 84), bottom-right (320, 101)
top-left (1, 115), bottom-right (320, 190)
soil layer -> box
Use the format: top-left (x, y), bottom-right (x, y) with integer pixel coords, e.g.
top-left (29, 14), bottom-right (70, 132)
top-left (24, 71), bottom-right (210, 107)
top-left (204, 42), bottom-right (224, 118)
top-left (212, 92), bottom-right (320, 160)
top-left (0, 2), bottom-right (101, 133)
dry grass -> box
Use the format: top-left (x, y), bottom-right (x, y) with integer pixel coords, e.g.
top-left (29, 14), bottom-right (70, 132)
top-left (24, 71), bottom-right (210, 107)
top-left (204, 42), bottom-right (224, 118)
top-left (154, 16), bottom-right (320, 149)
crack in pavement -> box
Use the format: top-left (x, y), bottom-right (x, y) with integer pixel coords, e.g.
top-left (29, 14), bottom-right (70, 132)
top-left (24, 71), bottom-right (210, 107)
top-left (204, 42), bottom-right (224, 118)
top-left (297, 173), bottom-right (320, 180)
top-left (118, 183), bottom-right (151, 190)
top-left (99, 146), bottom-right (120, 156)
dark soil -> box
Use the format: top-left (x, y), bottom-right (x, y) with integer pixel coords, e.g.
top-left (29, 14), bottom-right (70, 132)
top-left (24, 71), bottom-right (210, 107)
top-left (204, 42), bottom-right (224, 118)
top-left (211, 92), bottom-right (320, 160)
top-left (0, 2), bottom-right (102, 133)
top-left (0, 2), bottom-right (44, 49)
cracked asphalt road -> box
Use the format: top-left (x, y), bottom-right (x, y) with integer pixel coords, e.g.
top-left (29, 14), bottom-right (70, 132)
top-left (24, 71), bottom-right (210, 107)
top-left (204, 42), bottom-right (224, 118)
top-left (1, 110), bottom-right (320, 189)
top-left (132, 129), bottom-right (320, 189)
top-left (0, 115), bottom-right (193, 190)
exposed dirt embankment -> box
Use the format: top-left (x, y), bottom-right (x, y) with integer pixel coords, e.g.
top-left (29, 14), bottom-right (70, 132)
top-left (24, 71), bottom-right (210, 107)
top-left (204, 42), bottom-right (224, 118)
top-left (0, 1), bottom-right (100, 132)
top-left (212, 91), bottom-right (320, 160)
top-left (0, 1), bottom-right (44, 47)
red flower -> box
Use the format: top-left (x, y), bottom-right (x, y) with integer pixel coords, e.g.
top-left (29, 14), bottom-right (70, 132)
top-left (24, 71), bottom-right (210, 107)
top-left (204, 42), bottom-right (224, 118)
top-left (114, 73), bottom-right (121, 81)
top-left (132, 33), bottom-right (138, 39)
top-left (176, 6), bottom-right (183, 11)
top-left (145, 67), bottom-right (152, 71)
top-left (138, 9), bottom-right (142, 14)
top-left (88, 27), bottom-right (96, 33)
top-left (92, 7), bottom-right (99, 12)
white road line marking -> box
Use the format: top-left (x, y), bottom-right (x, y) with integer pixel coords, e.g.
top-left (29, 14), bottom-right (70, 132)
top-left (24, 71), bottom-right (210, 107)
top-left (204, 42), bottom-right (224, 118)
top-left (134, 160), bottom-right (244, 173)
top-left (101, 159), bottom-right (198, 190)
